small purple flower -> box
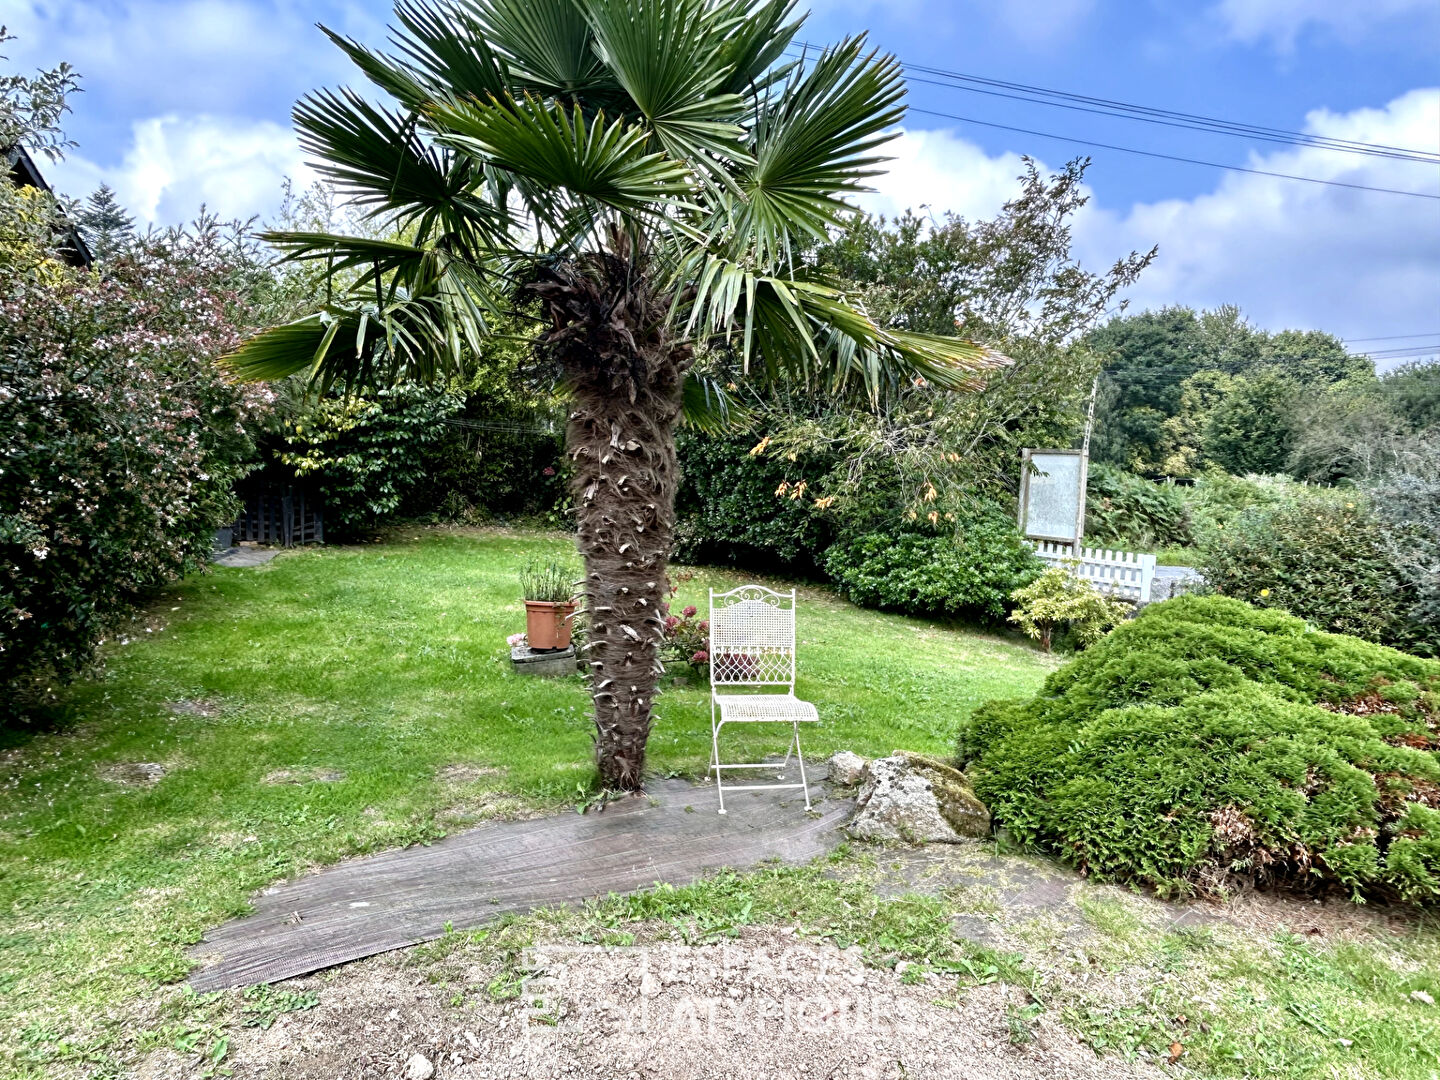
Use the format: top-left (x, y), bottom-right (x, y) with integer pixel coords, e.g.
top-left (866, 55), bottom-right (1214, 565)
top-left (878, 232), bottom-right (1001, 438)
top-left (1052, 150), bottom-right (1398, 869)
top-left (542, 466), bottom-right (555, 476)
top-left (697, 620), bottom-right (708, 633)
top-left (691, 650), bottom-right (708, 664)
top-left (664, 615), bottom-right (680, 629)
top-left (682, 605), bottom-right (697, 618)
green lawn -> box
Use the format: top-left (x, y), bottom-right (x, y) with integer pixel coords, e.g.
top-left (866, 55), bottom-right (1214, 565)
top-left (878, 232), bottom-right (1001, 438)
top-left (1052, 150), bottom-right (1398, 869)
top-left (0, 527), bottom-right (1057, 1076)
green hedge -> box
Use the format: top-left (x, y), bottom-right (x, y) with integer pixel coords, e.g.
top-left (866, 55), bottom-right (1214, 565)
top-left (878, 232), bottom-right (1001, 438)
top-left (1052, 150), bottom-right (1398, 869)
top-left (1195, 487), bottom-right (1432, 651)
top-left (959, 596), bottom-right (1440, 902)
top-left (824, 507), bottom-right (1042, 622)
top-left (674, 432), bottom-right (834, 573)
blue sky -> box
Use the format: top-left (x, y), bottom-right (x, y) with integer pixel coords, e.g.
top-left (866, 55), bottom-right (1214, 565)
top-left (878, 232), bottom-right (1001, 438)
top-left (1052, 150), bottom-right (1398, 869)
top-left (8, 0), bottom-right (1440, 355)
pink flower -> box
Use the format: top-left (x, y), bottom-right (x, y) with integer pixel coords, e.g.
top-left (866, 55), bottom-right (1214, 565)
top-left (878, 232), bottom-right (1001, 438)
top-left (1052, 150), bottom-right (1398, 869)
top-left (691, 650), bottom-right (709, 664)
top-left (682, 605), bottom-right (697, 618)
top-left (664, 615), bottom-right (680, 628)
top-left (697, 620), bottom-right (708, 632)
top-left (542, 466), bottom-right (555, 476)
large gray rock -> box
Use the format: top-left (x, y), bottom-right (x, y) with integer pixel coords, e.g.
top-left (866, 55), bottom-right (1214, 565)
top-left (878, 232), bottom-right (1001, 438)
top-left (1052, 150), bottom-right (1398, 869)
top-left (827, 751), bottom-right (868, 786)
top-left (848, 752), bottom-right (990, 844)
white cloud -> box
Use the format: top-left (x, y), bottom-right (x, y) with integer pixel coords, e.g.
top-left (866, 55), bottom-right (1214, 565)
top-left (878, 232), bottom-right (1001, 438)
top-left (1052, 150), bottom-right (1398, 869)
top-left (48, 114), bottom-right (315, 225)
top-left (857, 126), bottom-right (1040, 223)
top-left (845, 92), bottom-right (1440, 349)
top-left (6, 0), bottom-right (378, 118)
top-left (1073, 88), bottom-right (1440, 345)
top-left (1213, 0), bottom-right (1438, 49)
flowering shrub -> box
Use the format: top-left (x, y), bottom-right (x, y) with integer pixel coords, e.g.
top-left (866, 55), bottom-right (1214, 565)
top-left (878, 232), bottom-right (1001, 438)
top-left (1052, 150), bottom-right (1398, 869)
top-left (660, 592), bottom-right (710, 674)
top-left (1, 219), bottom-right (269, 705)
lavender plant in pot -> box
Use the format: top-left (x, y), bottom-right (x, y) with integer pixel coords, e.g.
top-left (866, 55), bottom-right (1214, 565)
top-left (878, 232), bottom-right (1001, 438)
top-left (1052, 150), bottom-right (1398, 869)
top-left (520, 558), bottom-right (579, 652)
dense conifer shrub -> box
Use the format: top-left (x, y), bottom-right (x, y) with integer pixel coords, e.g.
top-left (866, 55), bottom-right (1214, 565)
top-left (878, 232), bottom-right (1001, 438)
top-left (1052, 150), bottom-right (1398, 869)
top-left (959, 596), bottom-right (1440, 903)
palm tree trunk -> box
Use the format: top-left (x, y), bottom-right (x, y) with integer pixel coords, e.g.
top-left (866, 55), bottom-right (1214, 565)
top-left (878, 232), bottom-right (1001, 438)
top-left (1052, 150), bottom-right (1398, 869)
top-left (529, 249), bottom-right (687, 790)
top-left (569, 370), bottom-right (682, 788)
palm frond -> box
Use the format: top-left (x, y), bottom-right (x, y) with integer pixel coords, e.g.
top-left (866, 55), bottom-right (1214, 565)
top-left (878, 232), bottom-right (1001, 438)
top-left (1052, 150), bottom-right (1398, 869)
top-left (466, 0), bottom-right (607, 96)
top-left (722, 36), bottom-right (904, 263)
top-left (388, 1), bottom-right (510, 100)
top-left (680, 370), bottom-right (751, 431)
top-left (583, 0), bottom-right (751, 181)
top-left (712, 0), bottom-right (805, 98)
top-left (223, 313), bottom-right (338, 383)
top-left (427, 95), bottom-right (693, 219)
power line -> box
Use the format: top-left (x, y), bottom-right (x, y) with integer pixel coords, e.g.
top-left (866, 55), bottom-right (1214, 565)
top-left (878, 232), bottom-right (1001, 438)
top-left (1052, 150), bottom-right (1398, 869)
top-left (896, 67), bottom-right (1440, 166)
top-left (791, 41), bottom-right (1440, 165)
top-left (905, 106), bottom-right (1440, 202)
top-left (783, 45), bottom-right (1440, 200)
top-left (1343, 332), bottom-right (1440, 343)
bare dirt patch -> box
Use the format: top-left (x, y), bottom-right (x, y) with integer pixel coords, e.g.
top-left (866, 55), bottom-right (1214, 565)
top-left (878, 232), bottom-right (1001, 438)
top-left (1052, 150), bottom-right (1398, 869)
top-left (97, 762), bottom-right (167, 787)
top-left (155, 928), bottom-right (1151, 1080)
top-left (167, 697), bottom-right (222, 718)
top-left (263, 768), bottom-right (346, 785)
top-left (436, 764), bottom-right (505, 784)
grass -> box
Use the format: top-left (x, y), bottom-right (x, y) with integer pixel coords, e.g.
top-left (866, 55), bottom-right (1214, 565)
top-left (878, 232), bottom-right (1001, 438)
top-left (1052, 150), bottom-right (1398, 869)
top-left (0, 526), bottom-right (1057, 1077)
top-left (1153, 544), bottom-right (1202, 566)
top-left (9, 525), bottom-right (1439, 1080)
top-left (1049, 893), bottom-right (1440, 1078)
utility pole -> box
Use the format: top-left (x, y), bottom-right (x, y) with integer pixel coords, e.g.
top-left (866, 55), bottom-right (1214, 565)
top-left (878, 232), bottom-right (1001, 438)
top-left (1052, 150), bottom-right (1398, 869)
top-left (1080, 373), bottom-right (1100, 459)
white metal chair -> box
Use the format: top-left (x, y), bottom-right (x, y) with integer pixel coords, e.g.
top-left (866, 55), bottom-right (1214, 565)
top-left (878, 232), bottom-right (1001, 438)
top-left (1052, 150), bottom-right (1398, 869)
top-left (708, 584), bottom-right (820, 814)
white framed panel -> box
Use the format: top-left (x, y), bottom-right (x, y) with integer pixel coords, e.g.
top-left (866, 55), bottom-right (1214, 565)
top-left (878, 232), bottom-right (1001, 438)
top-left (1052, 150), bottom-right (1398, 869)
top-left (1018, 448), bottom-right (1087, 544)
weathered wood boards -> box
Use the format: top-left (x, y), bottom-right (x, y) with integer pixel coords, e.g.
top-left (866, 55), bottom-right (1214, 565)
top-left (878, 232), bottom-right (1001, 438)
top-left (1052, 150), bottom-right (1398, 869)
top-left (189, 776), bottom-right (846, 992)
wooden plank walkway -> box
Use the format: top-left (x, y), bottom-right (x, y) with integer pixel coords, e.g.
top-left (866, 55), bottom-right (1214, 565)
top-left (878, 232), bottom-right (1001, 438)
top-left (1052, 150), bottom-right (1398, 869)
top-left (189, 774), bottom-right (847, 992)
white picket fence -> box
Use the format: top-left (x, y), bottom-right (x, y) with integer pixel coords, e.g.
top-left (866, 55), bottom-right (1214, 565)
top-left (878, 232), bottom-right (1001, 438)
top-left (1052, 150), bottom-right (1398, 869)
top-left (1031, 541), bottom-right (1157, 604)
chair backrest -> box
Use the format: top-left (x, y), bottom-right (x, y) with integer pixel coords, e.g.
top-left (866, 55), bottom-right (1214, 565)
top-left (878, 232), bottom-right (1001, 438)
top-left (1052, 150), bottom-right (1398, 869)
top-left (708, 584), bottom-right (797, 690)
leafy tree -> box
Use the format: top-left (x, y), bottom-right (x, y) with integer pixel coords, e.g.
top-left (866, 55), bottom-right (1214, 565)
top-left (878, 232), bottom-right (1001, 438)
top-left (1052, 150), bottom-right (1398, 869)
top-left (751, 158), bottom-right (1154, 517)
top-left (0, 31), bottom-right (82, 284)
top-left (1088, 305), bottom-right (1372, 478)
top-left (77, 183), bottom-right (135, 262)
top-left (1202, 370), bottom-right (1299, 475)
top-left (1086, 306), bottom-right (1207, 475)
top-left (0, 27), bottom-right (79, 160)
top-left (226, 0), bottom-right (1001, 789)
top-left (1383, 359), bottom-right (1440, 433)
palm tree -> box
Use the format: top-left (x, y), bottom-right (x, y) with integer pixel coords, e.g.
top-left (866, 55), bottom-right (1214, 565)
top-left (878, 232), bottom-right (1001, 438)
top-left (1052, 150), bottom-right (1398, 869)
top-left (228, 0), bottom-right (1004, 790)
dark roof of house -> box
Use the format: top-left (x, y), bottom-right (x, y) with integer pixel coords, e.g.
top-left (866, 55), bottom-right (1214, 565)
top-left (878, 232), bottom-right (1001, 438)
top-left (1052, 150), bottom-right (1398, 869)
top-left (5, 144), bottom-right (93, 268)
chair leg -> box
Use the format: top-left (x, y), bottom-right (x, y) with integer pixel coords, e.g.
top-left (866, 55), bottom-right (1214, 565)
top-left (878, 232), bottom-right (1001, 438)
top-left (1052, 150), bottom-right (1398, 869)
top-left (778, 725), bottom-right (796, 779)
top-left (794, 720), bottom-right (811, 812)
top-left (711, 714), bottom-right (726, 815)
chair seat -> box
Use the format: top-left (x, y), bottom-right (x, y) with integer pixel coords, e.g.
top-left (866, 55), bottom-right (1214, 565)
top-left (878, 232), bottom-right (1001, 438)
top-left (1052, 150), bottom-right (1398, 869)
top-left (713, 693), bottom-right (820, 723)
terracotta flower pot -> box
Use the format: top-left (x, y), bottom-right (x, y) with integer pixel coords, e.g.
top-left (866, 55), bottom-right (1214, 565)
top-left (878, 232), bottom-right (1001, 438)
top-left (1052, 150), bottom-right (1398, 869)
top-left (524, 600), bottom-right (577, 651)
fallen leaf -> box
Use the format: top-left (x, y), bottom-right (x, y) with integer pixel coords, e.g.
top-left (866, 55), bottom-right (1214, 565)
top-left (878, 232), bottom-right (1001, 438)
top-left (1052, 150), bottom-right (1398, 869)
top-left (1167, 1042), bottom-right (1185, 1065)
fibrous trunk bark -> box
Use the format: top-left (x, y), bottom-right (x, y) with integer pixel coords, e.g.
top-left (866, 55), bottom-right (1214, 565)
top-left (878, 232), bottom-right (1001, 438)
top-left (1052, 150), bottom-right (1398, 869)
top-left (528, 249), bottom-right (688, 790)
